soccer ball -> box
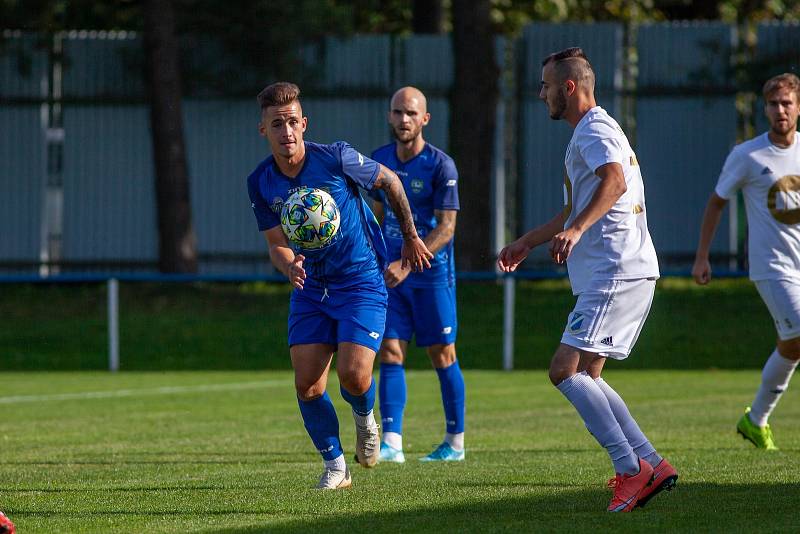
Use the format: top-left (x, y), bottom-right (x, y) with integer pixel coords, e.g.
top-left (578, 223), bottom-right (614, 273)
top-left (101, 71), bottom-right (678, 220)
top-left (280, 187), bottom-right (340, 249)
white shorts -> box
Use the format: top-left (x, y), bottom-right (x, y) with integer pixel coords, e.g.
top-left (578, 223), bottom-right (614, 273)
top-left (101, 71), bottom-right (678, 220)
top-left (754, 279), bottom-right (800, 340)
top-left (561, 278), bottom-right (656, 360)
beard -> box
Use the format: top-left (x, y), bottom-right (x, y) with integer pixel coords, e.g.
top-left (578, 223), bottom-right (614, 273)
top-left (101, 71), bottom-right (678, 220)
top-left (393, 125), bottom-right (421, 143)
top-left (549, 89), bottom-right (568, 120)
top-left (771, 118), bottom-right (797, 136)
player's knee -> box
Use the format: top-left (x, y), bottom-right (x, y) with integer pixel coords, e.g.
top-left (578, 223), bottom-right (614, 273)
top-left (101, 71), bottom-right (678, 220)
top-left (428, 344), bottom-right (456, 368)
top-left (380, 347), bottom-right (404, 365)
top-left (777, 337), bottom-right (800, 360)
top-left (295, 383), bottom-right (325, 401)
top-left (339, 373), bottom-right (372, 396)
top-left (548, 367), bottom-right (570, 386)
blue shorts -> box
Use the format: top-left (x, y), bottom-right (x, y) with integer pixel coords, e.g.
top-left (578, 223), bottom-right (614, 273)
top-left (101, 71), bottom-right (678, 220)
top-left (288, 274), bottom-right (388, 353)
top-left (384, 283), bottom-right (457, 347)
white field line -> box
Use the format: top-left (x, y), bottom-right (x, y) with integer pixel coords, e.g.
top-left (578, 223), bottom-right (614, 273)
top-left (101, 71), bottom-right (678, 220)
top-left (0, 380), bottom-right (286, 404)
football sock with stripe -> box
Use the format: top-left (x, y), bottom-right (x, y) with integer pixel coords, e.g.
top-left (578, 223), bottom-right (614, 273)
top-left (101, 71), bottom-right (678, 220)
top-left (557, 371), bottom-right (638, 475)
top-left (379, 362), bottom-right (406, 443)
top-left (298, 391), bottom-right (343, 461)
top-left (750, 349), bottom-right (799, 427)
top-left (594, 377), bottom-right (661, 467)
top-left (436, 360), bottom-right (466, 447)
top-left (341, 377), bottom-right (376, 417)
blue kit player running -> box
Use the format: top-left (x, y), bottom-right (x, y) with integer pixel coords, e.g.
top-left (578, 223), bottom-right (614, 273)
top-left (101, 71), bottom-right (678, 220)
top-left (370, 87), bottom-right (466, 462)
top-left (247, 82), bottom-right (432, 489)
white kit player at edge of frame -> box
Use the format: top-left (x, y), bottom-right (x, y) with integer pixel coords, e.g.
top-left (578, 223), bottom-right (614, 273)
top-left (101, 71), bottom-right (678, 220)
top-left (693, 72), bottom-right (800, 452)
top-left (247, 81), bottom-right (432, 490)
top-left (497, 46), bottom-right (678, 513)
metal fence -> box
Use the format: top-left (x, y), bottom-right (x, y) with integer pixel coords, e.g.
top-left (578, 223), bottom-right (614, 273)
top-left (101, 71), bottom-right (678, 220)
top-left (2, 22), bottom-right (799, 275)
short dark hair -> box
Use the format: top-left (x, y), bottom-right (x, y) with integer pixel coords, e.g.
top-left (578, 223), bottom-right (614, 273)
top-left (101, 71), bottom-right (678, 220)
top-left (541, 46), bottom-right (589, 67)
top-left (257, 82), bottom-right (300, 110)
top-left (763, 73), bottom-right (800, 101)
top-left (541, 47), bottom-right (595, 90)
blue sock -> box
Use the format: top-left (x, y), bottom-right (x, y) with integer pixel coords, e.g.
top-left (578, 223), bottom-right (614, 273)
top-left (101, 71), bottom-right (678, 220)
top-left (436, 360), bottom-right (466, 435)
top-left (297, 391), bottom-right (342, 461)
top-left (340, 377), bottom-right (376, 416)
top-left (379, 362), bottom-right (406, 435)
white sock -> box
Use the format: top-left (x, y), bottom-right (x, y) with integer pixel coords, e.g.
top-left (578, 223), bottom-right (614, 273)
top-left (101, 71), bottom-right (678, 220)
top-left (557, 371), bottom-right (638, 475)
top-left (594, 377), bottom-right (661, 467)
top-left (383, 431), bottom-right (403, 450)
top-left (323, 453), bottom-right (346, 472)
top-left (750, 349), bottom-right (799, 427)
top-left (353, 409), bottom-right (376, 427)
top-left (445, 432), bottom-right (464, 451)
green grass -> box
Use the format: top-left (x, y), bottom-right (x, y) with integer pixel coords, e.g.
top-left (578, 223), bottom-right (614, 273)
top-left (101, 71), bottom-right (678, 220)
top-left (0, 278), bottom-right (778, 370)
top-left (1, 370), bottom-right (799, 533)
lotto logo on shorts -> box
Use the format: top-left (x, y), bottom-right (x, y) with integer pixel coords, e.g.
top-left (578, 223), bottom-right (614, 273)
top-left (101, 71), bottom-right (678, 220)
top-left (442, 326), bottom-right (452, 334)
top-left (567, 312), bottom-right (586, 334)
top-left (369, 332), bottom-right (380, 339)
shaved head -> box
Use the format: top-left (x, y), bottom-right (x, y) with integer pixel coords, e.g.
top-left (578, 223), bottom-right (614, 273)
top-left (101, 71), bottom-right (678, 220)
top-left (388, 86), bottom-right (430, 149)
top-left (391, 86), bottom-right (428, 114)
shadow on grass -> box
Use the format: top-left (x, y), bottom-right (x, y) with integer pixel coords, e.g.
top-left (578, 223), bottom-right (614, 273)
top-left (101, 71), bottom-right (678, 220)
top-left (10, 483), bottom-right (800, 532)
top-left (198, 482), bottom-right (800, 533)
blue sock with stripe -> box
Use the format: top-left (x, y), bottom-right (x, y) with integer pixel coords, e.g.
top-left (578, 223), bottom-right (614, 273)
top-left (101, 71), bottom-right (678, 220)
top-left (436, 360), bottom-right (465, 435)
top-left (379, 362), bottom-right (406, 435)
top-left (297, 391), bottom-right (342, 461)
top-left (340, 377), bottom-right (376, 416)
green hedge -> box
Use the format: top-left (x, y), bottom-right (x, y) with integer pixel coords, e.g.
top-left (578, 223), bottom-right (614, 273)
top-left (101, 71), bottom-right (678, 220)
top-left (0, 278), bottom-right (774, 370)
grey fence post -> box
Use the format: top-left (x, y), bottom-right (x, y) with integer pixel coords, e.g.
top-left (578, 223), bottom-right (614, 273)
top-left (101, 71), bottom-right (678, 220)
top-left (108, 278), bottom-right (119, 372)
top-left (502, 275), bottom-right (515, 371)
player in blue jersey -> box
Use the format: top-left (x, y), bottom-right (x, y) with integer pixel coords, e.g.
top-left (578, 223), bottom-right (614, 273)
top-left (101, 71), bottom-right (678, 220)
top-left (370, 87), bottom-right (466, 462)
top-left (247, 82), bottom-right (432, 489)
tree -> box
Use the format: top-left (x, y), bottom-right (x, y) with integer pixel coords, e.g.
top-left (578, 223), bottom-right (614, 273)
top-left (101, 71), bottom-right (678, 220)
top-left (450, 0), bottom-right (499, 270)
top-left (143, 0), bottom-right (197, 273)
top-left (413, 0), bottom-right (444, 33)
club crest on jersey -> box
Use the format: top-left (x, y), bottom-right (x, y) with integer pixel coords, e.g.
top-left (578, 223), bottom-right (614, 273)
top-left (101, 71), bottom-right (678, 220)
top-left (768, 175), bottom-right (800, 224)
top-left (270, 197), bottom-right (283, 213)
top-left (566, 312), bottom-right (586, 334)
top-left (410, 178), bottom-right (424, 194)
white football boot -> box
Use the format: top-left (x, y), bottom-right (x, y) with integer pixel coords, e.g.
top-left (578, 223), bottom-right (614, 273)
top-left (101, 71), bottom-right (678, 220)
top-left (353, 410), bottom-right (380, 467)
top-left (316, 467), bottom-right (352, 489)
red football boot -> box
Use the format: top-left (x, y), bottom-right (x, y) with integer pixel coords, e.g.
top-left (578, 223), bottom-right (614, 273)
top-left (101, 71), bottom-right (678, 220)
top-left (607, 457), bottom-right (654, 512)
top-left (636, 458), bottom-right (678, 508)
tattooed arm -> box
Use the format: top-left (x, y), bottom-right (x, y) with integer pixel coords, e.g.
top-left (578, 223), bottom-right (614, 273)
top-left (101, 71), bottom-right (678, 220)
top-left (373, 164), bottom-right (433, 271)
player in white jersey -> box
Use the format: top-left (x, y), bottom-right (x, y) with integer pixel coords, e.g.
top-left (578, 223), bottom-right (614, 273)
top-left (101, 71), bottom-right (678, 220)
top-left (693, 73), bottom-right (800, 451)
top-left (498, 47), bottom-right (677, 512)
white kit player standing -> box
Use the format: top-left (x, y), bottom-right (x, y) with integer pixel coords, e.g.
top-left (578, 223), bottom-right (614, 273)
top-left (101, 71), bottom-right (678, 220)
top-left (498, 47), bottom-right (677, 512)
top-left (693, 73), bottom-right (800, 451)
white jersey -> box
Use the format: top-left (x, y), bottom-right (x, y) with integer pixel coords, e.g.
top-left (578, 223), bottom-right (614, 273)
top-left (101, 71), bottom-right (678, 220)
top-left (715, 132), bottom-right (800, 281)
top-left (563, 106), bottom-right (660, 295)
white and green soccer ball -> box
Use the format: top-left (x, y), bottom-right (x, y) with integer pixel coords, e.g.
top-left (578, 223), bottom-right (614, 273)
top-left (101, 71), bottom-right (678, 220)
top-left (280, 187), bottom-right (340, 249)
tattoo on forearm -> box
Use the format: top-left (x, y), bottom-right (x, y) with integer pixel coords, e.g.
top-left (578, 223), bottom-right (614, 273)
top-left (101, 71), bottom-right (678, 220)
top-left (379, 169), bottom-right (416, 240)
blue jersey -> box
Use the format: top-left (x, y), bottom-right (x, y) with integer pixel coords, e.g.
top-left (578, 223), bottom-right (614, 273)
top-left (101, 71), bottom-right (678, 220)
top-left (247, 141), bottom-right (387, 288)
top-left (370, 142), bottom-right (459, 288)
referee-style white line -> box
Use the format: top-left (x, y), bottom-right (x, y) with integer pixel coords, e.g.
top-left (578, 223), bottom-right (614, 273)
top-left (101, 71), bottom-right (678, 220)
top-left (0, 380), bottom-right (286, 404)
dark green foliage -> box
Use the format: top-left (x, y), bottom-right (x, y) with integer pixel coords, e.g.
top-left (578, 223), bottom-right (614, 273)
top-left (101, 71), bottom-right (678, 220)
top-left (0, 278), bottom-right (774, 370)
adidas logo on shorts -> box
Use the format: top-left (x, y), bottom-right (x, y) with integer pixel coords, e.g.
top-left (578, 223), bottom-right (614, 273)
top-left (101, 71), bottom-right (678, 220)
top-left (600, 336), bottom-right (614, 346)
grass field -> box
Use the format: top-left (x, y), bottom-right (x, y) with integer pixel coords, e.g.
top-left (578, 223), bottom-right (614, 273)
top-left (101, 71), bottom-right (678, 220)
top-left (2, 370), bottom-right (799, 533)
top-left (0, 278), bottom-right (779, 370)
